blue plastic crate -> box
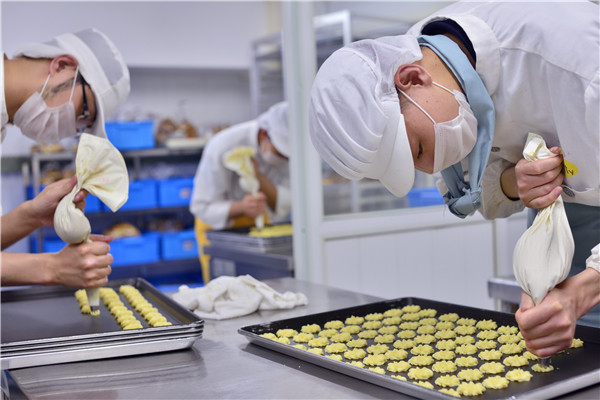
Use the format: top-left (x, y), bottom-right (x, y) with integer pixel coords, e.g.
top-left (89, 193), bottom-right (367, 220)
top-left (110, 233), bottom-right (160, 267)
top-left (406, 187), bottom-right (444, 207)
top-left (30, 237), bottom-right (66, 253)
top-left (105, 121), bottom-right (155, 151)
top-left (158, 177), bottom-right (194, 208)
top-left (160, 229), bottom-right (198, 260)
top-left (115, 179), bottom-right (158, 211)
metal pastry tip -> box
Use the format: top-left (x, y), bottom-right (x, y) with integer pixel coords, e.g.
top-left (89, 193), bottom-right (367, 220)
top-left (540, 356), bottom-right (550, 367)
top-left (90, 305), bottom-right (100, 316)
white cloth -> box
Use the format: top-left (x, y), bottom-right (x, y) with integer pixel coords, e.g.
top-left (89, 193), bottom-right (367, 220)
top-left (408, 1), bottom-right (600, 217)
top-left (189, 120), bottom-right (291, 230)
top-left (172, 275), bottom-right (308, 320)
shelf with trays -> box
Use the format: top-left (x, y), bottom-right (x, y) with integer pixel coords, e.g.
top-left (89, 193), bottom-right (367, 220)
top-left (23, 145), bottom-right (204, 283)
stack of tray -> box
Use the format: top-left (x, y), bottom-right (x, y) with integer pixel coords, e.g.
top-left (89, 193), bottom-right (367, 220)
top-left (240, 297), bottom-right (600, 399)
top-left (206, 225), bottom-right (292, 253)
top-left (1, 278), bottom-right (203, 369)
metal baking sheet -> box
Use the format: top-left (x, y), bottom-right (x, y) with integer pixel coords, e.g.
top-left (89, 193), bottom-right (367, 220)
top-left (239, 297), bottom-right (600, 400)
top-left (206, 225), bottom-right (292, 253)
top-left (1, 278), bottom-right (203, 369)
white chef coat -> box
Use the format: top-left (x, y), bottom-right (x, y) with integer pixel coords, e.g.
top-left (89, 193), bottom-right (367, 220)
top-left (408, 1), bottom-right (600, 219)
top-left (189, 120), bottom-right (291, 230)
top-left (1, 55), bottom-right (8, 143)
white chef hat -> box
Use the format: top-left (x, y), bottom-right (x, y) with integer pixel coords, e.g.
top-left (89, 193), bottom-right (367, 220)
top-left (309, 35), bottom-right (423, 198)
top-left (13, 28), bottom-right (130, 139)
top-left (257, 101), bottom-right (290, 158)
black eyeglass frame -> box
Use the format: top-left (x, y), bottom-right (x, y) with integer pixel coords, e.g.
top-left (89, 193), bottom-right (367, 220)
top-left (76, 74), bottom-right (94, 133)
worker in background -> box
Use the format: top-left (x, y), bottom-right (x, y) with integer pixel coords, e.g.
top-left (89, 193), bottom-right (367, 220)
top-left (308, 0), bottom-right (599, 359)
top-left (1, 28), bottom-right (130, 288)
top-left (190, 102), bottom-right (291, 284)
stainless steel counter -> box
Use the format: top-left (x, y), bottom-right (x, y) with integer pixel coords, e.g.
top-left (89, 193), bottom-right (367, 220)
top-left (6, 278), bottom-right (600, 399)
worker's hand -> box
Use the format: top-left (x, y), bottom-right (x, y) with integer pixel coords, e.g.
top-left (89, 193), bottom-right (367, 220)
top-left (29, 176), bottom-right (88, 226)
top-left (515, 285), bottom-right (577, 358)
top-left (514, 146), bottom-right (564, 209)
top-left (241, 193), bottom-right (267, 218)
top-left (47, 235), bottom-right (114, 288)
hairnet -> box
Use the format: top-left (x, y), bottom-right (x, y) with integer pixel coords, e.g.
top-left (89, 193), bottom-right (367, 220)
top-left (13, 28), bottom-right (130, 139)
top-left (308, 35), bottom-right (422, 198)
top-left (257, 101), bottom-right (290, 157)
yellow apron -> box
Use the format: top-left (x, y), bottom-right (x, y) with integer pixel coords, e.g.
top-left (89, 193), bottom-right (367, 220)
top-left (194, 213), bottom-right (270, 284)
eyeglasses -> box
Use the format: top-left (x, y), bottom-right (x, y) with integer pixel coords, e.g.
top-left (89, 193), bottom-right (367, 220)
top-left (76, 74), bottom-right (94, 133)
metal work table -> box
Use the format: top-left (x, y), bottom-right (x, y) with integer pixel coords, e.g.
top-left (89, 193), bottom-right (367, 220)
top-left (6, 278), bottom-right (600, 399)
top-left (205, 244), bottom-right (293, 280)
top-left (487, 275), bottom-right (522, 313)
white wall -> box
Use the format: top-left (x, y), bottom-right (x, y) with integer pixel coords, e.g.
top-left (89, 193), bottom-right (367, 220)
top-left (1, 1), bottom-right (281, 156)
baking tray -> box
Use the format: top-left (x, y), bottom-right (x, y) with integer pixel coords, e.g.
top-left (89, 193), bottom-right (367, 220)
top-left (239, 297), bottom-right (600, 399)
top-left (206, 225), bottom-right (292, 253)
top-left (1, 278), bottom-right (203, 369)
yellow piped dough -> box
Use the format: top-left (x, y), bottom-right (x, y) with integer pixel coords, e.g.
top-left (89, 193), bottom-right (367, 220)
top-left (385, 349), bottom-right (408, 360)
top-left (457, 381), bottom-right (486, 396)
top-left (432, 361), bottom-right (457, 373)
top-left (436, 374), bottom-right (460, 387)
top-left (387, 361), bottom-right (410, 372)
top-left (439, 388), bottom-right (461, 397)
top-left (483, 376), bottom-right (509, 389)
top-left (393, 339), bottom-right (416, 349)
top-left (506, 368), bottom-right (533, 382)
top-left (479, 362), bottom-right (505, 374)
top-left (344, 348), bottom-right (366, 360)
top-left (503, 355), bottom-right (529, 367)
top-left (344, 316), bottom-right (364, 325)
top-left (363, 354), bottom-right (387, 366)
top-left (532, 363), bottom-right (554, 373)
top-left (325, 343), bottom-right (347, 354)
top-left (408, 367), bottom-right (433, 380)
top-left (458, 368), bottom-right (484, 381)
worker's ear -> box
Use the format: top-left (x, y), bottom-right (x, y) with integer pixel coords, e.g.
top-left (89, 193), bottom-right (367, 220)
top-left (48, 54), bottom-right (78, 76)
top-left (257, 129), bottom-right (269, 143)
top-left (394, 64), bottom-right (432, 91)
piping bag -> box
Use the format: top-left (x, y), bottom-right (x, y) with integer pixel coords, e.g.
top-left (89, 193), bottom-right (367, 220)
top-left (512, 133), bottom-right (574, 365)
top-left (223, 146), bottom-right (264, 229)
top-left (54, 133), bottom-right (129, 315)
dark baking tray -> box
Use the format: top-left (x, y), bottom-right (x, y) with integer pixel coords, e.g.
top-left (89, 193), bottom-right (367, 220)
top-left (239, 297), bottom-right (600, 400)
top-left (206, 225), bottom-right (292, 253)
top-left (1, 278), bottom-right (203, 368)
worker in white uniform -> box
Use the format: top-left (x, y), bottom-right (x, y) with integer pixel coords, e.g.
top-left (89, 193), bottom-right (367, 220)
top-left (1, 28), bottom-right (130, 288)
top-left (308, 0), bottom-right (599, 359)
top-left (190, 102), bottom-right (291, 283)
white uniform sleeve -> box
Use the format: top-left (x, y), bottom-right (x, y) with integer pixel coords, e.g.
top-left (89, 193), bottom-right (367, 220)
top-left (189, 141), bottom-right (235, 230)
top-left (272, 184), bottom-right (292, 222)
top-left (479, 158), bottom-right (525, 219)
top-left (587, 244), bottom-right (600, 274)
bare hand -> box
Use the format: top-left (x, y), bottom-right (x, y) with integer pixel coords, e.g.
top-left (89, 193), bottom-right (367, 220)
top-left (514, 147), bottom-right (564, 209)
top-left (48, 235), bottom-right (114, 288)
top-left (515, 284), bottom-right (577, 357)
top-left (241, 193), bottom-right (267, 218)
top-left (30, 176), bottom-right (88, 226)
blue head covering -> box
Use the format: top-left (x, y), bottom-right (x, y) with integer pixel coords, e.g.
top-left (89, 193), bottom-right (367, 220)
top-left (417, 34), bottom-right (495, 218)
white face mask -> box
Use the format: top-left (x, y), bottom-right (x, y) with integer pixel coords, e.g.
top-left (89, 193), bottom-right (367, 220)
top-left (400, 82), bottom-right (478, 173)
top-left (13, 67), bottom-right (79, 144)
top-left (260, 139), bottom-right (287, 167)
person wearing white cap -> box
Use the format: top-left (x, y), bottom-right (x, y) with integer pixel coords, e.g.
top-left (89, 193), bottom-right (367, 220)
top-left (1, 28), bottom-right (130, 288)
top-left (190, 101), bottom-right (291, 283)
top-left (309, 1), bottom-right (598, 358)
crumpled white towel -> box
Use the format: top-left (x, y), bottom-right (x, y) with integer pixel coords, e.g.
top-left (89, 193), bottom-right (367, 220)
top-left (172, 275), bottom-right (308, 320)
